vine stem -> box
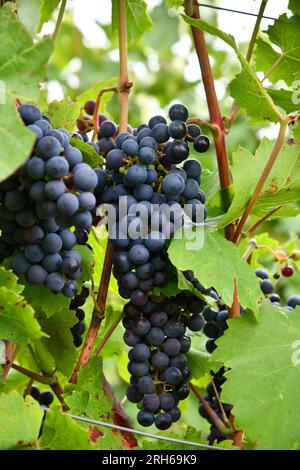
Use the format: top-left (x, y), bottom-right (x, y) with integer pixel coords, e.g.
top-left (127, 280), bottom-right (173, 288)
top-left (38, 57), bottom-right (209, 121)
top-left (228, 0), bottom-right (268, 126)
top-left (184, 1), bottom-right (234, 241)
top-left (189, 382), bottom-right (229, 435)
top-left (2, 343), bottom-right (19, 381)
top-left (244, 206), bottom-right (282, 237)
top-left (69, 239), bottom-right (113, 383)
top-left (232, 119), bottom-right (289, 243)
top-left (92, 86), bottom-right (118, 141)
top-left (52, 0), bottom-right (67, 42)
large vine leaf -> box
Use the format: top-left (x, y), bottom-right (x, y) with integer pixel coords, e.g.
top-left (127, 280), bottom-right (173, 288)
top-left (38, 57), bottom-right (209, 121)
top-left (32, 308), bottom-right (78, 377)
top-left (255, 15), bottom-right (300, 87)
top-left (39, 408), bottom-right (94, 450)
top-left (268, 88), bottom-right (300, 114)
top-left (212, 303), bottom-right (300, 450)
top-left (289, 0), bottom-right (300, 15)
top-left (111, 0), bottom-right (153, 45)
top-left (168, 229), bottom-right (262, 314)
top-left (47, 97), bottom-right (81, 133)
top-left (181, 15), bottom-right (281, 123)
top-left (218, 139), bottom-right (300, 229)
top-left (22, 283), bottom-right (70, 319)
top-left (0, 392), bottom-right (43, 449)
top-left (37, 0), bottom-right (61, 33)
top-left (0, 2), bottom-right (52, 181)
top-left (0, 268), bottom-right (44, 344)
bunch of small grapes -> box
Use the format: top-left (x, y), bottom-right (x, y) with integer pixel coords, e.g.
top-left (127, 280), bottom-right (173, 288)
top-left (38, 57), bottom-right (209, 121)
top-left (255, 268), bottom-right (300, 311)
top-left (69, 284), bottom-right (89, 347)
top-left (124, 293), bottom-right (205, 430)
top-left (30, 385), bottom-right (54, 407)
top-left (0, 104), bottom-right (99, 297)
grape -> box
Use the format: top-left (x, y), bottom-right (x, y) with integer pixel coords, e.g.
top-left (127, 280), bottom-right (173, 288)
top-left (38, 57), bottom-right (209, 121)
top-left (24, 225), bottom-right (44, 243)
top-left (37, 136), bottom-right (61, 159)
top-left (182, 178), bottom-right (199, 199)
top-left (139, 136), bottom-right (158, 151)
top-left (164, 367), bottom-right (182, 385)
top-left (122, 139), bottom-right (139, 156)
top-left (46, 272), bottom-right (65, 293)
top-left (168, 407), bottom-right (181, 422)
top-left (42, 253), bottom-right (62, 272)
top-left (163, 320), bottom-right (181, 338)
top-left (150, 311), bottom-right (168, 327)
top-left (145, 327), bottom-right (164, 346)
top-left (124, 330), bottom-right (140, 347)
top-left (46, 156), bottom-right (69, 179)
top-left (42, 233), bottom-right (63, 253)
top-left (281, 265), bottom-right (294, 277)
top-left (170, 354), bottom-right (187, 370)
top-left (168, 104), bottom-right (188, 122)
top-left (73, 166), bottom-right (98, 191)
top-left (78, 192), bottom-right (96, 210)
top-left (72, 210), bottom-right (93, 229)
top-left (57, 193), bottom-right (79, 215)
top-left (31, 385), bottom-right (41, 401)
top-left (27, 265), bottom-right (48, 284)
top-left (186, 124), bottom-right (201, 141)
top-left (73, 334), bottom-right (83, 347)
top-left (255, 268), bottom-right (269, 280)
top-left (142, 394), bottom-right (160, 412)
top-left (137, 376), bottom-right (155, 394)
top-left (99, 120), bottom-right (117, 138)
top-left (137, 410), bottom-right (154, 427)
top-left (144, 232), bottom-right (165, 253)
top-left (62, 256), bottom-right (80, 276)
top-left (203, 321), bottom-right (220, 338)
top-left (39, 391), bottom-right (54, 407)
top-left (34, 119), bottom-right (51, 134)
top-left (163, 338), bottom-right (181, 357)
top-left (287, 295), bottom-right (300, 308)
top-left (46, 129), bottom-right (65, 146)
top-left (146, 168), bottom-right (158, 184)
top-left (162, 173), bottom-right (185, 197)
top-left (159, 393), bottom-right (175, 411)
top-left (64, 146), bottom-right (83, 168)
top-left (84, 99), bottom-right (96, 115)
top-left (128, 244), bottom-right (150, 265)
top-left (29, 181), bottom-right (46, 201)
top-left (105, 149), bottom-right (124, 170)
top-left (130, 289), bottom-right (148, 306)
top-left (130, 362), bottom-right (149, 377)
top-left (138, 146), bottom-right (157, 166)
top-left (24, 244), bottom-right (44, 263)
top-left (133, 184), bottom-right (153, 202)
top-left (126, 384), bottom-right (143, 403)
top-left (260, 279), bottom-right (274, 294)
top-left (44, 180), bottom-right (65, 200)
top-left (187, 314), bottom-right (204, 332)
top-left (193, 135), bottom-right (210, 153)
top-left (130, 318), bottom-right (151, 336)
top-left (183, 159), bottom-right (202, 180)
top-left (19, 104), bottom-right (42, 125)
top-left (124, 165), bottom-right (148, 188)
top-left (169, 121), bottom-right (187, 139)
top-left (12, 253), bottom-right (31, 274)
top-left (136, 262), bottom-right (154, 280)
top-left (202, 306), bottom-right (217, 321)
top-left (155, 413), bottom-right (172, 430)
top-left (58, 229), bottom-right (76, 250)
top-left (151, 351), bottom-right (169, 370)
top-left (4, 190), bottom-right (26, 212)
top-left (151, 123), bottom-right (169, 143)
top-left (26, 158), bottom-right (46, 180)
top-left (113, 252), bottom-right (132, 273)
top-left (148, 115), bottom-right (167, 129)
top-left (269, 294), bottom-right (280, 304)
top-left (150, 255), bottom-right (167, 272)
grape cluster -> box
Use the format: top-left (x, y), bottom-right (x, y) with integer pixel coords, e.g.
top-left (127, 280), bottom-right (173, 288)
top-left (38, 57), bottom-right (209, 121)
top-left (69, 284), bottom-right (89, 347)
top-left (255, 268), bottom-right (300, 311)
top-left (30, 385), bottom-right (54, 407)
top-left (0, 104), bottom-right (98, 296)
top-left (124, 293), bottom-right (205, 429)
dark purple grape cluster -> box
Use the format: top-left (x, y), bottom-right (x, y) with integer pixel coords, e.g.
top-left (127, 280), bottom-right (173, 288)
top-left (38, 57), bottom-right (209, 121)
top-left (0, 104), bottom-right (99, 296)
top-left (255, 268), bottom-right (300, 311)
top-left (198, 368), bottom-right (231, 444)
top-left (69, 284), bottom-right (89, 347)
top-left (30, 385), bottom-right (54, 407)
top-left (124, 293), bottom-right (205, 430)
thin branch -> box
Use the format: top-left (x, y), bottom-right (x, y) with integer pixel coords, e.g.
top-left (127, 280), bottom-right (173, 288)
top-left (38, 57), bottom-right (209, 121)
top-left (2, 343), bottom-right (19, 381)
top-left (186, 117), bottom-right (219, 134)
top-left (209, 374), bottom-right (232, 427)
top-left (11, 363), bottom-right (57, 385)
top-left (95, 311), bottom-right (124, 355)
top-left (261, 55), bottom-right (283, 84)
top-left (189, 382), bottom-right (230, 435)
top-left (70, 239), bottom-right (113, 383)
top-left (92, 85), bottom-right (118, 141)
top-left (227, 0), bottom-right (268, 126)
top-left (232, 119), bottom-right (289, 243)
top-left (52, 0), bottom-right (67, 42)
top-left (118, 0), bottom-right (131, 131)
top-left (184, 1), bottom-right (234, 241)
top-left (244, 206), bottom-right (282, 237)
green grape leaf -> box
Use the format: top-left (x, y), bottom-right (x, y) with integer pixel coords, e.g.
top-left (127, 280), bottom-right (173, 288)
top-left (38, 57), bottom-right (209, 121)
top-left (0, 268), bottom-right (44, 344)
top-left (65, 356), bottom-right (113, 418)
top-left (168, 229), bottom-right (262, 314)
top-left (0, 392), bottom-right (43, 449)
top-left (268, 88), bottom-right (300, 114)
top-left (70, 137), bottom-right (104, 168)
top-left (138, 426), bottom-right (204, 451)
top-left (187, 349), bottom-right (220, 380)
top-left (0, 3), bottom-right (52, 181)
top-left (37, 0), bottom-right (61, 33)
top-left (213, 303), bottom-right (300, 450)
top-left (218, 139), bottom-right (300, 228)
top-left (111, 0), bottom-right (153, 45)
top-left (255, 15), bottom-right (300, 87)
top-left (22, 283), bottom-right (70, 318)
top-left (181, 14), bottom-right (281, 123)
top-left (47, 98), bottom-right (81, 133)
top-left (39, 408), bottom-right (94, 450)
top-left (289, 0), bottom-right (300, 14)
top-left (33, 308), bottom-right (78, 377)
top-left (74, 245), bottom-right (95, 282)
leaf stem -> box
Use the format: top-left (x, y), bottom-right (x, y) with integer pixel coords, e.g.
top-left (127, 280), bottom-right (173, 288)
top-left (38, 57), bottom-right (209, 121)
top-left (95, 311), bottom-right (124, 355)
top-left (184, 1), bottom-right (234, 241)
top-left (11, 363), bottom-right (57, 385)
top-left (232, 119), bottom-right (289, 243)
top-left (2, 343), bottom-right (19, 381)
top-left (52, 0), bottom-right (67, 42)
top-left (244, 206), bottom-right (282, 237)
top-left (92, 85), bottom-right (118, 142)
top-left (189, 382), bottom-right (230, 434)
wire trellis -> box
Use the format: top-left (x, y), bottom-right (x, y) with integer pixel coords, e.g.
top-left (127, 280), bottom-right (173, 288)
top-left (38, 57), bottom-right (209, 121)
top-left (198, 2), bottom-right (277, 21)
